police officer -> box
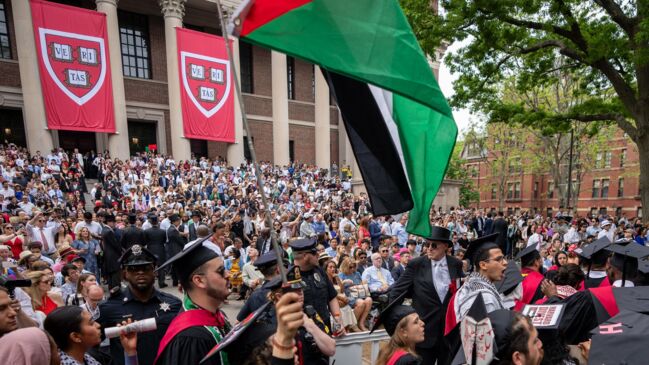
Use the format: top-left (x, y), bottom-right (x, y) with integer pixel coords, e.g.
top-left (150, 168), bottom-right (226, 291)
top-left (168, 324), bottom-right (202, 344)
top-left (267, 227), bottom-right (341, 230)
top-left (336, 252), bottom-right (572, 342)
top-left (237, 250), bottom-right (280, 322)
top-left (289, 238), bottom-right (344, 338)
top-left (97, 244), bottom-right (181, 365)
top-left (266, 266), bottom-right (335, 365)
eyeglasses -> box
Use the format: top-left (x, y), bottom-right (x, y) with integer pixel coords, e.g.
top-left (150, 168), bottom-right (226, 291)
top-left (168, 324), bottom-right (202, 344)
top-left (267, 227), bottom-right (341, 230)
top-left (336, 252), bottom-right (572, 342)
top-left (4, 226), bottom-right (13, 230)
top-left (40, 280), bottom-right (53, 285)
top-left (380, 250), bottom-right (388, 253)
top-left (484, 256), bottom-right (506, 263)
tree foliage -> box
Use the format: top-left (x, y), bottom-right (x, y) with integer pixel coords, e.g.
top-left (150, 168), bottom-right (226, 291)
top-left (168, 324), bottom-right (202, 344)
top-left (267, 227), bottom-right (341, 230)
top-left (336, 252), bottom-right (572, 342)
top-left (445, 140), bottom-right (481, 207)
top-left (401, 0), bottom-right (649, 220)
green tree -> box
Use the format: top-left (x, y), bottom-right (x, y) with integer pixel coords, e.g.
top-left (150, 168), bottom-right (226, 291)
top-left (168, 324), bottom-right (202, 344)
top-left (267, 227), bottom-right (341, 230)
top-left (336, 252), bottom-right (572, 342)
top-left (446, 140), bottom-right (480, 207)
top-left (402, 0), bottom-right (649, 221)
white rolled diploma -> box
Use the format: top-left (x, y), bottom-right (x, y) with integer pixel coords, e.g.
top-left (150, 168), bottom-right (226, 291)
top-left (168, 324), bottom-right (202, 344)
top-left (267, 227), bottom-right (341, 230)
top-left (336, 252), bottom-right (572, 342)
top-left (104, 318), bottom-right (157, 339)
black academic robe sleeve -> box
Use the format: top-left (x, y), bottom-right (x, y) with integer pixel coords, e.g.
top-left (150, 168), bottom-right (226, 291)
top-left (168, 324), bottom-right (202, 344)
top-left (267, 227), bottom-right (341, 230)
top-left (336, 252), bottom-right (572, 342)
top-left (156, 327), bottom-right (220, 365)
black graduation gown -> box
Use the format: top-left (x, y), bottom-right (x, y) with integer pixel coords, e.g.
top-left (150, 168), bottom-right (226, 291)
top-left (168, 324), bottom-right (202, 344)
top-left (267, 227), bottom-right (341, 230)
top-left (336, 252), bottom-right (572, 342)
top-left (546, 291), bottom-right (598, 345)
top-left (156, 326), bottom-right (221, 365)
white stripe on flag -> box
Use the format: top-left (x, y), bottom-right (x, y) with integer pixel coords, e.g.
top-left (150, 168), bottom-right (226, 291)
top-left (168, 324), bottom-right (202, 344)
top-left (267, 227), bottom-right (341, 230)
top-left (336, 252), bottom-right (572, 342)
top-left (368, 85), bottom-right (411, 190)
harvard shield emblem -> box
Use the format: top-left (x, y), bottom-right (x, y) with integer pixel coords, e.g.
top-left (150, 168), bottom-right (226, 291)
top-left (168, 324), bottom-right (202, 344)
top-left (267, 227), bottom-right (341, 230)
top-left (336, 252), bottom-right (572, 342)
top-left (180, 51), bottom-right (231, 118)
top-left (38, 28), bottom-right (107, 106)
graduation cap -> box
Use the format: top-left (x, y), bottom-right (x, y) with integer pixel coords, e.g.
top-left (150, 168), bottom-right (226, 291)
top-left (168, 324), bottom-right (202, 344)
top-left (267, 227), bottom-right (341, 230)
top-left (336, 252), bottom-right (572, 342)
top-left (200, 302), bottom-right (274, 364)
top-left (156, 236), bottom-right (220, 284)
top-left (464, 233), bottom-right (500, 267)
top-left (589, 310), bottom-right (649, 365)
top-left (459, 293), bottom-right (494, 365)
top-left (515, 244), bottom-right (541, 267)
top-left (493, 261), bottom-right (523, 295)
top-left (578, 236), bottom-right (611, 260)
top-left (370, 291), bottom-right (416, 336)
top-left (606, 240), bottom-right (649, 286)
top-left (578, 236), bottom-right (612, 276)
top-left (638, 258), bottom-right (649, 275)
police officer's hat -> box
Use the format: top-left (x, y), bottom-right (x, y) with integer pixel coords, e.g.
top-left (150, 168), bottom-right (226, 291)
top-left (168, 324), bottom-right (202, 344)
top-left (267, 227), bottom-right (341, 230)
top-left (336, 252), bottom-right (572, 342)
top-left (254, 250), bottom-right (279, 269)
top-left (289, 237), bottom-right (317, 253)
top-left (120, 244), bottom-right (158, 267)
top-left (266, 266), bottom-right (306, 291)
top-left (191, 210), bottom-right (202, 218)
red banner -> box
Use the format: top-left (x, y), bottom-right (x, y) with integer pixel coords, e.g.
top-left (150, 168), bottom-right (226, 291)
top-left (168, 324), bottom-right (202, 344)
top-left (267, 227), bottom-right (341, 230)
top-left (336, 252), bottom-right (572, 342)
top-left (177, 28), bottom-right (235, 143)
top-left (31, 0), bottom-right (115, 133)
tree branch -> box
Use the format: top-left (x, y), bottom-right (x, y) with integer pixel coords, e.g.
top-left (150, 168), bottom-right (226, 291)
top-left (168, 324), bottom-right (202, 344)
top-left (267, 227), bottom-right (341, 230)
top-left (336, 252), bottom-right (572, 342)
top-left (571, 113), bottom-right (637, 139)
top-left (592, 0), bottom-right (637, 37)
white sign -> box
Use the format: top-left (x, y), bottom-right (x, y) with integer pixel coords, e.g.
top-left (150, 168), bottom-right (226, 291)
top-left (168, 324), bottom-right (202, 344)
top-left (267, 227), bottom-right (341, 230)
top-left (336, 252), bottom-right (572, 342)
top-left (190, 64), bottom-right (205, 79)
top-left (210, 68), bottom-right (224, 83)
top-left (199, 86), bottom-right (215, 102)
top-left (53, 43), bottom-right (72, 61)
top-left (66, 69), bottom-right (89, 86)
top-left (78, 47), bottom-right (98, 65)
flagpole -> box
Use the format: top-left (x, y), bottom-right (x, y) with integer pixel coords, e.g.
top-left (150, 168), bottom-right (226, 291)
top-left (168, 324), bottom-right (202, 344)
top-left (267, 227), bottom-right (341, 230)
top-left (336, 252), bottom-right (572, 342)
top-left (215, 0), bottom-right (288, 284)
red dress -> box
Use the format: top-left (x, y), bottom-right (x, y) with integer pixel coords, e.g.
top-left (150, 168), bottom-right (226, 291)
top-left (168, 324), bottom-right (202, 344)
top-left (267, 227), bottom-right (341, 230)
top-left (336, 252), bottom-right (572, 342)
top-left (35, 294), bottom-right (58, 315)
top-left (6, 237), bottom-right (23, 259)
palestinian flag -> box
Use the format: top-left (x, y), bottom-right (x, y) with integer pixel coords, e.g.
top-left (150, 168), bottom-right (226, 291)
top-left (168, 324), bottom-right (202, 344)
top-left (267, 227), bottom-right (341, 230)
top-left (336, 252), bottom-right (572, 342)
top-left (230, 0), bottom-right (457, 237)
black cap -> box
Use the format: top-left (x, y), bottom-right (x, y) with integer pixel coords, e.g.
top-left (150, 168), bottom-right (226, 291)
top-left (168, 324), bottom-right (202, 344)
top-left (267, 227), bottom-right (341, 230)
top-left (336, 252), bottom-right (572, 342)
top-left (156, 236), bottom-right (220, 283)
top-left (200, 302), bottom-right (274, 364)
top-left (589, 310), bottom-right (649, 365)
top-left (464, 233), bottom-right (500, 266)
top-left (370, 291), bottom-right (416, 336)
top-left (638, 258), bottom-right (649, 275)
top-left (266, 266), bottom-right (306, 291)
top-left (515, 244), bottom-right (538, 261)
top-left (191, 211), bottom-right (202, 218)
top-left (254, 251), bottom-right (279, 269)
top-left (119, 244), bottom-right (158, 267)
top-left (289, 237), bottom-right (317, 252)
top-left (577, 236), bottom-right (611, 260)
top-left (128, 213), bottom-right (137, 224)
top-left (169, 214), bottom-right (180, 223)
top-left (494, 261), bottom-right (523, 295)
top-left (606, 241), bottom-right (649, 285)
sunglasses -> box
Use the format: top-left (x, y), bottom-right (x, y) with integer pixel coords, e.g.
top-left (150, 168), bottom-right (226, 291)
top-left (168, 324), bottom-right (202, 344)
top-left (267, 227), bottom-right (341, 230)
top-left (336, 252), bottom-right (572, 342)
top-left (380, 250), bottom-right (388, 253)
top-left (126, 264), bottom-right (154, 273)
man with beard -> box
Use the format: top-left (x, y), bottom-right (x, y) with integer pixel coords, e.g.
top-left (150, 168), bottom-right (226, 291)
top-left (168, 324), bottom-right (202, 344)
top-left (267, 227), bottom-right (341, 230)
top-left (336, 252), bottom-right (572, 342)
top-left (154, 236), bottom-right (231, 365)
top-left (98, 244), bottom-right (181, 365)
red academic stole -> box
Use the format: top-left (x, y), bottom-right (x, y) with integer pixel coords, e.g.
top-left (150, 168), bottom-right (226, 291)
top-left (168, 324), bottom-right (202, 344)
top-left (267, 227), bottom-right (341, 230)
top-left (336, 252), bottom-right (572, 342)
top-left (589, 286), bottom-right (620, 318)
top-left (387, 349), bottom-right (408, 365)
top-left (578, 275), bottom-right (611, 291)
top-left (514, 268), bottom-right (545, 311)
top-left (153, 309), bottom-right (225, 365)
top-left (443, 278), bottom-right (461, 336)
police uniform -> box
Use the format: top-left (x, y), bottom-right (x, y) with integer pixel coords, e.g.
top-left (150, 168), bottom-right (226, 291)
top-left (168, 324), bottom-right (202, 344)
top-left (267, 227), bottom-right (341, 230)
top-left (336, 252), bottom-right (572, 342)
top-left (97, 244), bottom-right (181, 365)
top-left (263, 266), bottom-right (331, 365)
top-left (236, 250), bottom-right (279, 322)
top-left (290, 238), bottom-right (337, 331)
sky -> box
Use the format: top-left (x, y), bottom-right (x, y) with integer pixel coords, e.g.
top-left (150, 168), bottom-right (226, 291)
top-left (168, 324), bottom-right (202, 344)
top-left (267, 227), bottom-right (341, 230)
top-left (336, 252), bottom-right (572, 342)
top-left (437, 40), bottom-right (483, 140)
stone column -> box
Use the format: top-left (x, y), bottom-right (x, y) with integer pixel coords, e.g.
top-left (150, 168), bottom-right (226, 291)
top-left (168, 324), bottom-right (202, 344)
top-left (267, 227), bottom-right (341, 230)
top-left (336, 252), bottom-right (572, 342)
top-left (96, 0), bottom-right (129, 160)
top-left (226, 38), bottom-right (245, 166)
top-left (160, 0), bottom-right (191, 161)
top-left (271, 51), bottom-right (290, 165)
top-left (11, 0), bottom-right (53, 154)
top-left (314, 66), bottom-right (330, 169)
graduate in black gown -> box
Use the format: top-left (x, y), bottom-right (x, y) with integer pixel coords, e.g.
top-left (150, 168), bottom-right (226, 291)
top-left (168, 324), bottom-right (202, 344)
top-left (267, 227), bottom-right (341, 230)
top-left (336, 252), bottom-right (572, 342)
top-left (372, 292), bottom-right (425, 365)
top-left (153, 237), bottom-right (232, 365)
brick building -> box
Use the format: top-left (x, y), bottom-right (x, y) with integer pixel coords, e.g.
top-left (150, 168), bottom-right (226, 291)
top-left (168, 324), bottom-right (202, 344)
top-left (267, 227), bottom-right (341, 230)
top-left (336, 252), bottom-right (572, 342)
top-left (0, 0), bottom-right (446, 169)
top-left (461, 127), bottom-right (643, 219)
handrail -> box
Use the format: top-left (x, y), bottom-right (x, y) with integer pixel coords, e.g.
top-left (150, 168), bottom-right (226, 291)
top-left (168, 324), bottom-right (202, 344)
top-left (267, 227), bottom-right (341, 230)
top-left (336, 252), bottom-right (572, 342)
top-left (332, 329), bottom-right (389, 364)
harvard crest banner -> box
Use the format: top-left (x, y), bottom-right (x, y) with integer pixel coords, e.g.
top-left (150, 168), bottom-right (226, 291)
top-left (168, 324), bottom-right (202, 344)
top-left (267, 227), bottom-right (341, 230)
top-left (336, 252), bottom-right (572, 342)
top-left (176, 28), bottom-right (234, 142)
top-left (30, 0), bottom-right (115, 132)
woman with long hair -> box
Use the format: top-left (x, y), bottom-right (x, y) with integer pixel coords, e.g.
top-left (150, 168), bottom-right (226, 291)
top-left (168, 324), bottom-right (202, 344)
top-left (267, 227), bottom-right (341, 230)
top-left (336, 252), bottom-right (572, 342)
top-left (54, 223), bottom-right (73, 248)
top-left (338, 256), bottom-right (373, 331)
top-left (357, 217), bottom-right (370, 243)
top-left (375, 300), bottom-right (425, 365)
top-left (24, 270), bottom-right (62, 316)
top-left (66, 273), bottom-right (97, 306)
top-left (324, 259), bottom-right (359, 332)
top-left (71, 227), bottom-right (99, 277)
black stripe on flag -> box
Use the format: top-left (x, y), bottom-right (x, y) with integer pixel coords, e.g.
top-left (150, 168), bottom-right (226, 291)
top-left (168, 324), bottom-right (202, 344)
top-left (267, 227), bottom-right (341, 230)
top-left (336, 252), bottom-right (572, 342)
top-left (322, 70), bottom-right (413, 216)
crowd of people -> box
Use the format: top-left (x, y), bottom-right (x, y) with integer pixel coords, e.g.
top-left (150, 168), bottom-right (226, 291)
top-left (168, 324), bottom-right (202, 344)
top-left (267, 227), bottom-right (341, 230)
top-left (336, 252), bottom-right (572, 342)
top-left (0, 142), bottom-right (648, 365)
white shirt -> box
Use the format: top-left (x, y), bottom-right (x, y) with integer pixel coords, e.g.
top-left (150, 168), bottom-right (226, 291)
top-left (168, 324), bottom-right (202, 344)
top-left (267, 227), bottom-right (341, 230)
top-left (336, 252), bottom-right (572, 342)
top-left (26, 222), bottom-right (60, 255)
top-left (431, 256), bottom-right (451, 301)
top-left (612, 279), bottom-right (635, 287)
